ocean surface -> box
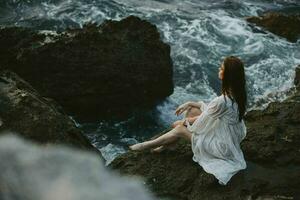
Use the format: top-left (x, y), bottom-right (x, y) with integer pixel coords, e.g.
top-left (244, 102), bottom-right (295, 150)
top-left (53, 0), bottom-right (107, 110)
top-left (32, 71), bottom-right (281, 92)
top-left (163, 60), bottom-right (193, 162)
top-left (1, 0), bottom-right (300, 164)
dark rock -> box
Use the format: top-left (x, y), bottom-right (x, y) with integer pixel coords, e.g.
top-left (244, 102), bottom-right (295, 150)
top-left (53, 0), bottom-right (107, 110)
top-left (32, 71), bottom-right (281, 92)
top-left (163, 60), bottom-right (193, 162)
top-left (246, 12), bottom-right (300, 42)
top-left (0, 26), bottom-right (46, 68)
top-left (295, 65), bottom-right (300, 89)
top-left (0, 15), bottom-right (173, 121)
top-left (243, 102), bottom-right (300, 165)
top-left (109, 67), bottom-right (300, 199)
top-left (0, 70), bottom-right (101, 155)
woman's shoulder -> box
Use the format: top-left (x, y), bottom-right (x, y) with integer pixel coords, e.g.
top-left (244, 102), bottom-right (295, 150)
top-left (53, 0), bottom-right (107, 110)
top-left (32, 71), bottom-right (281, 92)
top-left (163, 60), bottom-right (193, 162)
top-left (211, 95), bottom-right (237, 108)
top-left (207, 95), bottom-right (227, 108)
top-left (211, 95), bottom-right (227, 103)
top-left (216, 94), bottom-right (236, 103)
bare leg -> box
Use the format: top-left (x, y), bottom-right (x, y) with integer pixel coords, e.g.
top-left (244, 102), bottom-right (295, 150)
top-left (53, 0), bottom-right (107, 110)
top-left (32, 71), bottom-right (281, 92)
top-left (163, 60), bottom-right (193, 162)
top-left (172, 107), bottom-right (202, 128)
top-left (129, 125), bottom-right (192, 151)
top-left (150, 141), bottom-right (177, 153)
top-left (130, 107), bottom-right (202, 151)
top-left (151, 107), bottom-right (202, 152)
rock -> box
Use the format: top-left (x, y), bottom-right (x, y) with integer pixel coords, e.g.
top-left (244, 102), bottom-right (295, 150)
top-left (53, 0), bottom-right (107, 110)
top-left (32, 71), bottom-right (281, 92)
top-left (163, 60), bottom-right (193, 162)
top-left (0, 26), bottom-right (46, 68)
top-left (295, 65), bottom-right (300, 89)
top-left (109, 67), bottom-right (300, 200)
top-left (0, 70), bottom-right (100, 154)
top-left (0, 15), bottom-right (174, 121)
top-left (243, 100), bottom-right (300, 165)
top-left (246, 12), bottom-right (300, 42)
top-left (0, 135), bottom-right (154, 200)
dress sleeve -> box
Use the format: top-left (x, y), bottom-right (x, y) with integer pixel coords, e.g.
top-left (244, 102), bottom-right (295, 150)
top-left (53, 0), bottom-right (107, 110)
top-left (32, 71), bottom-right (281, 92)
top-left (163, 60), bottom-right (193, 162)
top-left (197, 100), bottom-right (207, 112)
top-left (183, 100), bottom-right (207, 118)
top-left (186, 96), bottom-right (227, 133)
top-left (204, 96), bottom-right (227, 119)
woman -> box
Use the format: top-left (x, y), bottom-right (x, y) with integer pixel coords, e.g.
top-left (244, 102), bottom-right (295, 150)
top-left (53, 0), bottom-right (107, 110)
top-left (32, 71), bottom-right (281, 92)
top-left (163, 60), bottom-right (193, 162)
top-left (130, 56), bottom-right (247, 185)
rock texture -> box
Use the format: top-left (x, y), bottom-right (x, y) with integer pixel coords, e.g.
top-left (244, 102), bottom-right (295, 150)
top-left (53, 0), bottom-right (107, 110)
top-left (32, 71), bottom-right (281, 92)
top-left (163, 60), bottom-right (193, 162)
top-left (0, 70), bottom-right (100, 154)
top-left (110, 67), bottom-right (300, 200)
top-left (0, 15), bottom-right (173, 121)
top-left (246, 12), bottom-right (300, 42)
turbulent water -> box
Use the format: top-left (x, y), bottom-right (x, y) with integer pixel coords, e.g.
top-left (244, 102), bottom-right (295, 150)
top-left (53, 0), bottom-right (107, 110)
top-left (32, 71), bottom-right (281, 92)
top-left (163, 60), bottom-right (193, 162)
top-left (1, 0), bottom-right (300, 164)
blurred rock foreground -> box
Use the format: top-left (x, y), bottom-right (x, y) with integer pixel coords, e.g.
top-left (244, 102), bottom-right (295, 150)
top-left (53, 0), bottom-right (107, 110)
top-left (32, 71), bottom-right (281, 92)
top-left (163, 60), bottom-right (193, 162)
top-left (0, 15), bottom-right (174, 199)
top-left (0, 135), bottom-right (154, 200)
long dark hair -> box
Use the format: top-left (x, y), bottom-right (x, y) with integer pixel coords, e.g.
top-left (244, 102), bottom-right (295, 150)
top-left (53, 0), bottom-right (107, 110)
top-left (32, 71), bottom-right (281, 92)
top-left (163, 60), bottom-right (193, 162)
top-left (221, 56), bottom-right (247, 121)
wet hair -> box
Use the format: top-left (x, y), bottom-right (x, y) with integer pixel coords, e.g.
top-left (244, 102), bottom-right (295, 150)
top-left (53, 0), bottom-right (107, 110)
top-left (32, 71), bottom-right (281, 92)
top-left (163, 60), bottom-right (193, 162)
top-left (221, 56), bottom-right (247, 121)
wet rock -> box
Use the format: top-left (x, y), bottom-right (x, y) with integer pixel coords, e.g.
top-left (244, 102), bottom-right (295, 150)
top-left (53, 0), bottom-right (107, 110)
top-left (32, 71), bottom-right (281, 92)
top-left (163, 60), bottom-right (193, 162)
top-left (0, 70), bottom-right (100, 154)
top-left (295, 65), bottom-right (300, 88)
top-left (246, 12), bottom-right (300, 42)
top-left (109, 67), bottom-right (300, 200)
top-left (0, 15), bottom-right (173, 121)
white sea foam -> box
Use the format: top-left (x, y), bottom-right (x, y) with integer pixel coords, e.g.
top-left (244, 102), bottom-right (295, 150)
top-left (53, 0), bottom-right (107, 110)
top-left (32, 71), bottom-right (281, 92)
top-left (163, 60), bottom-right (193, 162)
top-left (46, 0), bottom-right (299, 162)
top-left (156, 73), bottom-right (217, 125)
top-left (153, 5), bottom-right (299, 126)
top-left (100, 143), bottom-right (126, 165)
top-left (90, 0), bottom-right (299, 164)
top-left (2, 0), bottom-right (299, 163)
top-left (242, 2), bottom-right (262, 16)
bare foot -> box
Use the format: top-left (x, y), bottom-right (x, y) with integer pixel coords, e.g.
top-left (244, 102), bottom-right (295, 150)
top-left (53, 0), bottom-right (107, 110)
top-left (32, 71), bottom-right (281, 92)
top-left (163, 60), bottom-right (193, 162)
top-left (129, 143), bottom-right (145, 151)
top-left (151, 145), bottom-right (166, 153)
top-left (150, 142), bottom-right (177, 153)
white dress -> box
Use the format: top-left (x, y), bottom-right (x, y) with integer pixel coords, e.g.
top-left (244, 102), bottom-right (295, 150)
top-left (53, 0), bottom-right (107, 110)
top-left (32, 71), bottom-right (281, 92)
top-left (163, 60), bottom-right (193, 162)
top-left (185, 95), bottom-right (247, 185)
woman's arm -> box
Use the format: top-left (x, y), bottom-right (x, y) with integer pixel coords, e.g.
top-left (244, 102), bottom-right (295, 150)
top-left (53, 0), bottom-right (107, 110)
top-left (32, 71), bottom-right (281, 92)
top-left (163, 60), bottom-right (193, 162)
top-left (172, 115), bottom-right (199, 128)
top-left (186, 116), bottom-right (199, 125)
top-left (185, 96), bottom-right (227, 133)
top-left (188, 101), bottom-right (203, 109)
top-left (175, 101), bottom-right (203, 116)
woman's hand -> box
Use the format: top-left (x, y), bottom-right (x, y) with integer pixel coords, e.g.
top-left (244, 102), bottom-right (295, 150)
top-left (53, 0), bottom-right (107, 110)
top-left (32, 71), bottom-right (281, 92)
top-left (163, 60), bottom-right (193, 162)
top-left (175, 102), bottom-right (191, 116)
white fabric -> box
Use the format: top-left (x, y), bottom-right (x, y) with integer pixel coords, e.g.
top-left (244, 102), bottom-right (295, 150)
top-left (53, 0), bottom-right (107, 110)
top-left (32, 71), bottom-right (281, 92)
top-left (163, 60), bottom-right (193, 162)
top-left (186, 95), bottom-right (247, 185)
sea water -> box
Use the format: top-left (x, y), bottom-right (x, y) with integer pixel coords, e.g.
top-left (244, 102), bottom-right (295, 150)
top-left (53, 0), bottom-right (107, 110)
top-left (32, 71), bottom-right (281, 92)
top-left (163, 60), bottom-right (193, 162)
top-left (1, 0), bottom-right (300, 164)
